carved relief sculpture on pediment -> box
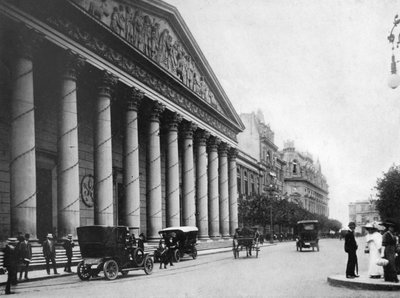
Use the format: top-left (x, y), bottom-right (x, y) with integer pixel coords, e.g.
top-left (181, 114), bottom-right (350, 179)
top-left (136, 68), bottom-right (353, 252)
top-left (72, 0), bottom-right (222, 112)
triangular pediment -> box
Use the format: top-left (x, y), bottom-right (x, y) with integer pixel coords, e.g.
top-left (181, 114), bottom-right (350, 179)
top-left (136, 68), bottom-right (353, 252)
top-left (70, 0), bottom-right (244, 134)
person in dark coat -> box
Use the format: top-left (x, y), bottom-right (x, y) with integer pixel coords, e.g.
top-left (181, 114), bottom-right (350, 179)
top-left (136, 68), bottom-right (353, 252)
top-left (3, 238), bottom-right (18, 295)
top-left (344, 222), bottom-right (358, 278)
top-left (381, 221), bottom-right (399, 283)
top-left (166, 233), bottom-right (176, 266)
top-left (138, 233), bottom-right (145, 251)
top-left (42, 233), bottom-right (58, 275)
top-left (18, 233), bottom-right (32, 280)
top-left (63, 234), bottom-right (74, 273)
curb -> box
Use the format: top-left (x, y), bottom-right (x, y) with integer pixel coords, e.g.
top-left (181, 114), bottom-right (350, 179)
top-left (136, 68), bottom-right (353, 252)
top-left (327, 275), bottom-right (400, 291)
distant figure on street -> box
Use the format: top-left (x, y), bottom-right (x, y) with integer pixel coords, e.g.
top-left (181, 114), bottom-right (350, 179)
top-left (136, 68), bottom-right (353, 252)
top-left (63, 234), bottom-right (74, 273)
top-left (344, 222), bottom-right (358, 278)
top-left (138, 233), bottom-right (145, 251)
top-left (42, 233), bottom-right (58, 275)
top-left (381, 221), bottom-right (399, 283)
top-left (18, 233), bottom-right (32, 280)
top-left (3, 238), bottom-right (18, 295)
top-left (364, 222), bottom-right (383, 279)
top-left (166, 233), bottom-right (176, 266)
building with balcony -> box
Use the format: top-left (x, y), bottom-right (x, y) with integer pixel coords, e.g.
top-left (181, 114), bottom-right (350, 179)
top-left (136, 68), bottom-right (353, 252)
top-left (280, 141), bottom-right (329, 217)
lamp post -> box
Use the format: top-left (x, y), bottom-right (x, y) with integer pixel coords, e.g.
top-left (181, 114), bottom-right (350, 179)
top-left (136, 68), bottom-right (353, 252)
top-left (388, 15), bottom-right (400, 89)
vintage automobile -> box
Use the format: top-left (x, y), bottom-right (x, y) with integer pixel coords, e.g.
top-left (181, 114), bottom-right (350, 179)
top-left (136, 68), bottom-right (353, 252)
top-left (232, 227), bottom-right (260, 258)
top-left (154, 226), bottom-right (198, 263)
top-left (76, 225), bottom-right (153, 280)
top-left (296, 220), bottom-right (320, 252)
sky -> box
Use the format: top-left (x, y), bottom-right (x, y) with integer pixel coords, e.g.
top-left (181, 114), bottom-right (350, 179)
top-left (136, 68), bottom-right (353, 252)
top-left (166, 0), bottom-right (400, 226)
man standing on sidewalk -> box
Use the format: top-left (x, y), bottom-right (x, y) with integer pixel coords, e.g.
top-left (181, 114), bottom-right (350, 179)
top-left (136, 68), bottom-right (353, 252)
top-left (63, 234), bottom-right (74, 273)
top-left (3, 238), bottom-right (18, 295)
top-left (42, 233), bottom-right (58, 275)
top-left (18, 233), bottom-right (32, 280)
top-left (344, 222), bottom-right (358, 278)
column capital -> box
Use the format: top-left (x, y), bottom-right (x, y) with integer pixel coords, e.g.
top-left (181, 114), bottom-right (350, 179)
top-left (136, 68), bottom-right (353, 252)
top-left (126, 87), bottom-right (144, 111)
top-left (218, 142), bottom-right (230, 156)
top-left (228, 147), bottom-right (239, 160)
top-left (195, 130), bottom-right (211, 146)
top-left (181, 121), bottom-right (198, 139)
top-left (97, 71), bottom-right (118, 97)
top-left (165, 111), bottom-right (183, 131)
top-left (58, 50), bottom-right (85, 81)
top-left (207, 136), bottom-right (221, 152)
top-left (149, 101), bottom-right (166, 121)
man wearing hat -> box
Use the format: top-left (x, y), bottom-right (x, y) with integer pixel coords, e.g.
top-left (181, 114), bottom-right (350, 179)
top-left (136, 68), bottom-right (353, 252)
top-left (42, 233), bottom-right (58, 275)
top-left (3, 238), bottom-right (18, 294)
top-left (18, 233), bottom-right (32, 280)
top-left (63, 234), bottom-right (75, 273)
top-left (344, 222), bottom-right (358, 278)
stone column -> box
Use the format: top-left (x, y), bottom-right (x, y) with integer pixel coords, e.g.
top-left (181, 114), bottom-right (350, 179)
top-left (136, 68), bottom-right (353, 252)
top-left (57, 51), bottom-right (84, 237)
top-left (10, 29), bottom-right (40, 239)
top-left (123, 87), bottom-right (143, 228)
top-left (181, 121), bottom-right (197, 226)
top-left (207, 136), bottom-right (221, 238)
top-left (94, 71), bottom-right (117, 225)
top-left (228, 148), bottom-right (239, 236)
top-left (195, 130), bottom-right (210, 239)
top-left (165, 112), bottom-right (182, 227)
top-left (147, 101), bottom-right (165, 239)
top-left (218, 142), bottom-right (230, 238)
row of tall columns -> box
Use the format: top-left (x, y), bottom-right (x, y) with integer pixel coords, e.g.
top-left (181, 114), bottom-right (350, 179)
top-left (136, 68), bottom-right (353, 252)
top-left (7, 28), bottom-right (239, 240)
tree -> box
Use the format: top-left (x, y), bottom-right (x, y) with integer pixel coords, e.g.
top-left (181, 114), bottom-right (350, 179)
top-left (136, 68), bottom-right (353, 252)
top-left (375, 165), bottom-right (400, 224)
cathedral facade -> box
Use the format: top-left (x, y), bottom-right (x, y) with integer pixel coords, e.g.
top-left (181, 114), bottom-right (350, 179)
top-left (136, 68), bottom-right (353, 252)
top-left (0, 0), bottom-right (244, 241)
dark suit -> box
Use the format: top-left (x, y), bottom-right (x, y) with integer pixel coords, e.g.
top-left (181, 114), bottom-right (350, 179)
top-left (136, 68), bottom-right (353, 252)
top-left (42, 239), bottom-right (58, 274)
top-left (3, 244), bottom-right (18, 294)
top-left (63, 239), bottom-right (74, 272)
top-left (344, 229), bottom-right (358, 277)
top-left (18, 240), bottom-right (32, 279)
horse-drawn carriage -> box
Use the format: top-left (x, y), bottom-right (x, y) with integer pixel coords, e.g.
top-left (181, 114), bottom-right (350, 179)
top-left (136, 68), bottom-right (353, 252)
top-left (232, 227), bottom-right (260, 258)
top-left (76, 225), bottom-right (153, 280)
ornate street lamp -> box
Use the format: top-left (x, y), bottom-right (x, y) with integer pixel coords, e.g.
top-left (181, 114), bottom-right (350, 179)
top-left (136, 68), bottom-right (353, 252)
top-left (388, 15), bottom-right (400, 89)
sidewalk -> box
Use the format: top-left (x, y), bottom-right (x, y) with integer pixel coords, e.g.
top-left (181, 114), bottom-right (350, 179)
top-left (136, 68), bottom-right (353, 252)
top-left (328, 273), bottom-right (400, 291)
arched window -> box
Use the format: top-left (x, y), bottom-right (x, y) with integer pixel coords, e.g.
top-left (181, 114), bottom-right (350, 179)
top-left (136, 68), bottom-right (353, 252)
top-left (292, 160), bottom-right (298, 174)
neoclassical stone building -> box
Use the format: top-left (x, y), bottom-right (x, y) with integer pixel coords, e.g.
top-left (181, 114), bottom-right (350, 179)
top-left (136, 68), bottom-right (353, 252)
top-left (0, 0), bottom-right (244, 241)
top-left (280, 141), bottom-right (329, 217)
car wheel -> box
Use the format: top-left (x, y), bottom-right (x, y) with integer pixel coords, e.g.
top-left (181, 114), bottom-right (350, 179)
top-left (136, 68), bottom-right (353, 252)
top-left (133, 248), bottom-right (145, 267)
top-left (103, 260), bottom-right (119, 280)
top-left (173, 249), bottom-right (181, 262)
top-left (77, 262), bottom-right (91, 281)
top-left (143, 255), bottom-right (153, 275)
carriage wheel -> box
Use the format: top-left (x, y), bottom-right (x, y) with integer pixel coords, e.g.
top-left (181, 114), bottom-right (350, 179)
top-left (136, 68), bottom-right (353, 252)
top-left (143, 255), bottom-right (154, 275)
top-left (173, 249), bottom-right (181, 262)
top-left (133, 248), bottom-right (145, 267)
top-left (192, 247), bottom-right (198, 259)
top-left (77, 262), bottom-right (91, 281)
top-left (103, 260), bottom-right (119, 280)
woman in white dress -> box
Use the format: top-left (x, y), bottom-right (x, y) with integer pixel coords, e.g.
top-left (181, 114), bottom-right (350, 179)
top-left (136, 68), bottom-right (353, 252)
top-left (365, 222), bottom-right (383, 279)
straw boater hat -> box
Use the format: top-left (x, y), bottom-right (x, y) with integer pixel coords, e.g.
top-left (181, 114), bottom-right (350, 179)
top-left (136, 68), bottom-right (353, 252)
top-left (47, 233), bottom-right (53, 239)
top-left (67, 234), bottom-right (72, 239)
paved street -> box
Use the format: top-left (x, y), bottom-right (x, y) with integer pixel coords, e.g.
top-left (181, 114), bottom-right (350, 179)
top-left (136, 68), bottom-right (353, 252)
top-left (6, 238), bottom-right (399, 298)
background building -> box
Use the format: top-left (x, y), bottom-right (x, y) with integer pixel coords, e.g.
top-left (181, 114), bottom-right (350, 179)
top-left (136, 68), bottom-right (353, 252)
top-left (280, 141), bottom-right (329, 217)
top-left (348, 200), bottom-right (380, 234)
